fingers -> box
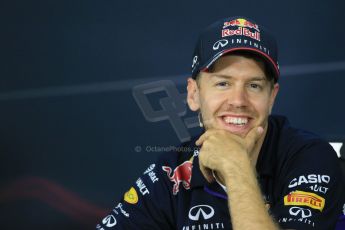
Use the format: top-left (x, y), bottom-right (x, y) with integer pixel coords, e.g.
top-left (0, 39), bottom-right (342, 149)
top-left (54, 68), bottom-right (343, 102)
top-left (195, 130), bottom-right (216, 146)
top-left (195, 129), bottom-right (229, 146)
top-left (197, 126), bottom-right (264, 151)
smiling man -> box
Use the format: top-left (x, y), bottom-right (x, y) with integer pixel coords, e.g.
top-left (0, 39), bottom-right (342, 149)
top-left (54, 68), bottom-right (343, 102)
top-left (97, 17), bottom-right (345, 230)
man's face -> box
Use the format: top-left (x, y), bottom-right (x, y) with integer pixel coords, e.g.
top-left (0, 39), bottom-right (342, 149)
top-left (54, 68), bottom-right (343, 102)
top-left (187, 54), bottom-right (279, 137)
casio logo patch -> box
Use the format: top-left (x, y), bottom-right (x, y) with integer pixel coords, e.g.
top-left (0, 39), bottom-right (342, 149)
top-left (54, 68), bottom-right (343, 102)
top-left (288, 174), bottom-right (330, 188)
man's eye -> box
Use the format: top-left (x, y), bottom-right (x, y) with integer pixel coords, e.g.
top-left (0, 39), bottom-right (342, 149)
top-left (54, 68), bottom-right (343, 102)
top-left (250, 83), bottom-right (262, 89)
top-left (216, 81), bottom-right (229, 87)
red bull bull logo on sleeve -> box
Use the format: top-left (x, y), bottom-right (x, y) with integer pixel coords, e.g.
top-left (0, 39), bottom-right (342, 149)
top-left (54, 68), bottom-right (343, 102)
top-left (162, 159), bottom-right (193, 195)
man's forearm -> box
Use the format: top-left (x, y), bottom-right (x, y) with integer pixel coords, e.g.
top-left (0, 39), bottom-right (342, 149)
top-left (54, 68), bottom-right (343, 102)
top-left (224, 160), bottom-right (279, 230)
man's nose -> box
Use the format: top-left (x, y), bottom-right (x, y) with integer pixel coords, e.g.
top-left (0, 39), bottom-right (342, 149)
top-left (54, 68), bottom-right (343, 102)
top-left (227, 87), bottom-right (248, 108)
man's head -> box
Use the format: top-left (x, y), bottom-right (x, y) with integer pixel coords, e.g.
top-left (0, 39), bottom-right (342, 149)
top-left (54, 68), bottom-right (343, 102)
top-left (187, 17), bottom-right (280, 138)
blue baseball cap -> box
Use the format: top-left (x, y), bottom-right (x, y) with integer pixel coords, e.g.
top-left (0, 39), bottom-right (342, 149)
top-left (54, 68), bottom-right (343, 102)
top-left (191, 16), bottom-right (280, 82)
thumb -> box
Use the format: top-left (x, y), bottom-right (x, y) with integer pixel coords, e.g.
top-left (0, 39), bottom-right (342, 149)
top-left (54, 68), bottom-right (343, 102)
top-left (245, 126), bottom-right (264, 152)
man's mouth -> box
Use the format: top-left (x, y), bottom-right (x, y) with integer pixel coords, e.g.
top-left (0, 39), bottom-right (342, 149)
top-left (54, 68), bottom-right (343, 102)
top-left (223, 116), bottom-right (248, 126)
top-left (218, 115), bottom-right (253, 136)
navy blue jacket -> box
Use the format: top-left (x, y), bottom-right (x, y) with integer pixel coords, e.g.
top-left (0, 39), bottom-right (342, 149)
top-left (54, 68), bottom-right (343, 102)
top-left (97, 115), bottom-right (345, 229)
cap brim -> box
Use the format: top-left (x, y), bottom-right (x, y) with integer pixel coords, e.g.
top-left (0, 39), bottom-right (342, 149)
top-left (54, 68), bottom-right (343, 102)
top-left (201, 47), bottom-right (279, 82)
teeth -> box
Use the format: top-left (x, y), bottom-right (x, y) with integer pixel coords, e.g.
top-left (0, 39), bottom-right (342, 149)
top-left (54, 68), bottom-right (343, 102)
top-left (224, 117), bottom-right (248, 125)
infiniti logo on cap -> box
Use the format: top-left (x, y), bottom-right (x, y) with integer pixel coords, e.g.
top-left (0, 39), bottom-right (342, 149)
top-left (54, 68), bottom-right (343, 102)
top-left (188, 205), bottom-right (215, 221)
top-left (192, 55), bottom-right (198, 68)
top-left (212, 39), bottom-right (228, 50)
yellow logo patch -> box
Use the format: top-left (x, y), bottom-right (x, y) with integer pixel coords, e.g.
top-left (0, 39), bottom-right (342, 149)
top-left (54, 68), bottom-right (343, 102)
top-left (124, 187), bottom-right (138, 204)
top-left (284, 190), bottom-right (325, 211)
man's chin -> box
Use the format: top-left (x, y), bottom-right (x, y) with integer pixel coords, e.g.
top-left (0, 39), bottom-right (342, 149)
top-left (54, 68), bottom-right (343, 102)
top-left (204, 124), bottom-right (250, 138)
top-left (224, 128), bottom-right (248, 138)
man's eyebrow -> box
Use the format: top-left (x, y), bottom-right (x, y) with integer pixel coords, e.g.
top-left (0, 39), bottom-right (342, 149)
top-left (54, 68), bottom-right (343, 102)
top-left (210, 74), bottom-right (266, 81)
top-left (209, 74), bottom-right (233, 79)
top-left (250, 77), bottom-right (266, 81)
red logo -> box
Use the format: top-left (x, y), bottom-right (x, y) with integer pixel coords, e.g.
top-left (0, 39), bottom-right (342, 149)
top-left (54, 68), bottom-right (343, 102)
top-left (162, 160), bottom-right (193, 195)
top-left (223, 18), bottom-right (260, 32)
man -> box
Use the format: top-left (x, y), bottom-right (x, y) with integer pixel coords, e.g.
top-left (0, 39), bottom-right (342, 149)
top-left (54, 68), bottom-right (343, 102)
top-left (97, 16), bottom-right (345, 229)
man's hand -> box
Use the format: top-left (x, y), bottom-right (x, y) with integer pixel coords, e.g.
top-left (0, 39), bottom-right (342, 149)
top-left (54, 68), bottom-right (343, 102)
top-left (195, 126), bottom-right (264, 184)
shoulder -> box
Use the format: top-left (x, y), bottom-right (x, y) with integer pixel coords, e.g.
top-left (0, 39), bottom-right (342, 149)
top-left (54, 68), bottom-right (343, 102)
top-left (267, 116), bottom-right (345, 230)
top-left (270, 115), bottom-right (336, 161)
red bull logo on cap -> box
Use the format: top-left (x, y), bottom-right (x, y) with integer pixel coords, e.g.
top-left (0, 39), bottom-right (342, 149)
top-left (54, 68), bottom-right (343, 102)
top-left (223, 18), bottom-right (260, 32)
top-left (222, 27), bottom-right (260, 41)
top-left (162, 159), bottom-right (193, 195)
top-left (222, 18), bottom-right (261, 41)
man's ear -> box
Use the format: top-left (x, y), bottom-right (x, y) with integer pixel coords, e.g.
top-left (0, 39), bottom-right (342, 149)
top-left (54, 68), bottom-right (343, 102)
top-left (187, 77), bottom-right (201, 111)
top-left (269, 83), bottom-right (279, 113)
